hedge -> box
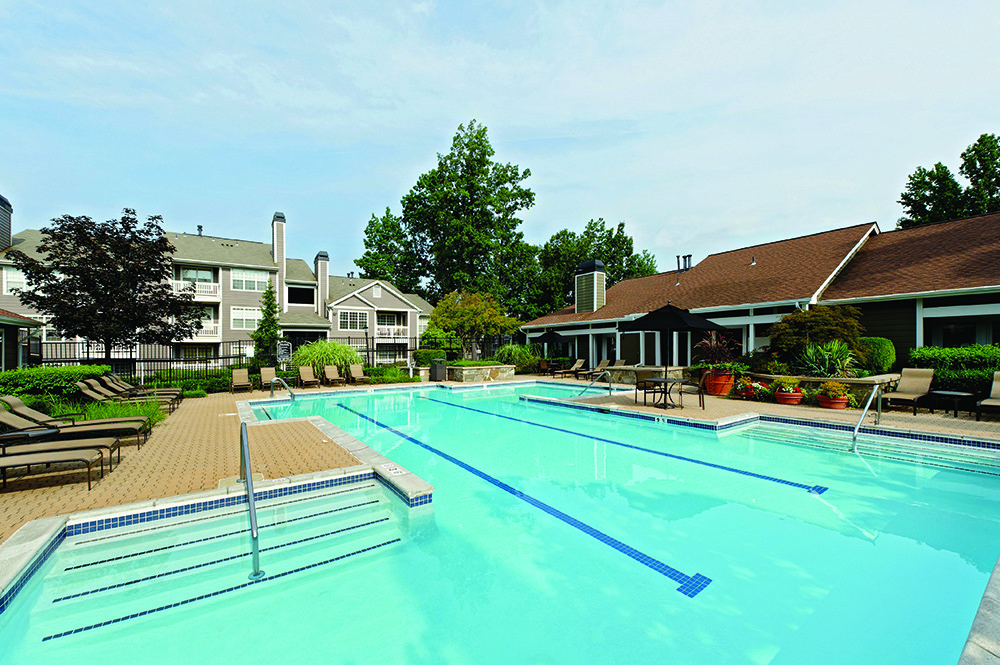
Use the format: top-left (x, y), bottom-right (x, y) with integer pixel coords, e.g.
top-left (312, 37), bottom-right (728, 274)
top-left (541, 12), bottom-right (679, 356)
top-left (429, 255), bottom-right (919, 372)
top-left (909, 344), bottom-right (1000, 395)
top-left (0, 365), bottom-right (112, 397)
top-left (413, 349), bottom-right (447, 367)
top-left (858, 337), bottom-right (895, 373)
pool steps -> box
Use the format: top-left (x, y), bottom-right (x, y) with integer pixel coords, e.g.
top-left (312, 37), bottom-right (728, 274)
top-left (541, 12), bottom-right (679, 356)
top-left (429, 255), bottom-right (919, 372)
top-left (26, 483), bottom-right (403, 641)
top-left (742, 426), bottom-right (1000, 476)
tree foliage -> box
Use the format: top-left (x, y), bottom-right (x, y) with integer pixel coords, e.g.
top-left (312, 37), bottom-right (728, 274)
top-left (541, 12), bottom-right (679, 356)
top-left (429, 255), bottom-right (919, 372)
top-left (898, 133), bottom-right (1000, 228)
top-left (249, 279), bottom-right (284, 365)
top-left (766, 305), bottom-right (865, 365)
top-left (430, 290), bottom-right (521, 357)
top-left (356, 207), bottom-right (422, 293)
top-left (8, 209), bottom-right (202, 358)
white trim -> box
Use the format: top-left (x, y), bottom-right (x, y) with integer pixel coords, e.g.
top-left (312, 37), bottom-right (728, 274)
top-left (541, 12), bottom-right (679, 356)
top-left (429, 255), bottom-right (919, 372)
top-left (819, 284), bottom-right (1000, 306)
top-left (327, 279), bottom-right (420, 313)
top-left (922, 302), bottom-right (1000, 318)
top-left (916, 298), bottom-right (924, 348)
top-left (809, 222), bottom-right (880, 303)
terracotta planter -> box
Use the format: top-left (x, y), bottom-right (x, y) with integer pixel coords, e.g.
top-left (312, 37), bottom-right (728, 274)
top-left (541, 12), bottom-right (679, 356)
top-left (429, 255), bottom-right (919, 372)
top-left (816, 394), bottom-right (849, 409)
top-left (774, 391), bottom-right (803, 405)
top-left (704, 370), bottom-right (735, 397)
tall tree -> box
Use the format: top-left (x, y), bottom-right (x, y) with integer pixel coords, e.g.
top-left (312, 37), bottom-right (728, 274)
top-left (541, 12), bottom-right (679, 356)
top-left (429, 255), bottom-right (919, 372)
top-left (430, 290), bottom-right (521, 358)
top-left (8, 209), bottom-right (203, 359)
top-left (356, 120), bottom-right (535, 305)
top-left (249, 279), bottom-right (284, 365)
top-left (535, 219), bottom-right (658, 312)
top-left (898, 133), bottom-right (1000, 228)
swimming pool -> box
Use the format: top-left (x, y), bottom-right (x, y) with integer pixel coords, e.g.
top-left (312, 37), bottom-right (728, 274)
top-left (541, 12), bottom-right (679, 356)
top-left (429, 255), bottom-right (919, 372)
top-left (3, 381), bottom-right (1000, 664)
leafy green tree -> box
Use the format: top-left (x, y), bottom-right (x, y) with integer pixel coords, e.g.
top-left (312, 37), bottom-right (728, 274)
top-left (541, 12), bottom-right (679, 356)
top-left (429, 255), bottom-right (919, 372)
top-left (766, 305), bottom-right (865, 366)
top-left (249, 280), bottom-right (284, 365)
top-left (535, 219), bottom-right (658, 312)
top-left (430, 290), bottom-right (521, 358)
top-left (356, 207), bottom-right (422, 293)
top-left (8, 209), bottom-right (202, 359)
top-left (898, 133), bottom-right (1000, 228)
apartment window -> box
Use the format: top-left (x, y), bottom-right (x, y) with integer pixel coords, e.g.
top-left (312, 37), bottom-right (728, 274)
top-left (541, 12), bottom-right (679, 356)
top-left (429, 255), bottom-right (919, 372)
top-left (377, 313), bottom-right (397, 327)
top-left (179, 267), bottom-right (214, 283)
top-left (29, 315), bottom-right (64, 342)
top-left (231, 269), bottom-right (270, 291)
top-left (338, 310), bottom-right (368, 331)
top-left (231, 306), bottom-right (263, 330)
top-left (288, 286), bottom-right (315, 305)
top-left (3, 267), bottom-right (25, 295)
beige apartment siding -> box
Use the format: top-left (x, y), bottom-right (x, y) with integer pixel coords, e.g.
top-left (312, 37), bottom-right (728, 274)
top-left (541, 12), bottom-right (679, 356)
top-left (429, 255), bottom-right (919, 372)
top-left (221, 270), bottom-right (277, 342)
top-left (365, 284), bottom-right (411, 310)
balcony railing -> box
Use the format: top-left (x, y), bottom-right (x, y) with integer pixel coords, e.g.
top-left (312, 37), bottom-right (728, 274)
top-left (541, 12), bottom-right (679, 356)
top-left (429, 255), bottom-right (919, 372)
top-left (171, 280), bottom-right (221, 300)
top-left (192, 323), bottom-right (221, 339)
top-left (375, 325), bottom-right (408, 338)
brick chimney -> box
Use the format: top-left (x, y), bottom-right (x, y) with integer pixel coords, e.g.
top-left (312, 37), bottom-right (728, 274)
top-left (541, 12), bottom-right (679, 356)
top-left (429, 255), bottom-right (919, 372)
top-left (271, 212), bottom-right (286, 310)
top-left (314, 251), bottom-right (329, 317)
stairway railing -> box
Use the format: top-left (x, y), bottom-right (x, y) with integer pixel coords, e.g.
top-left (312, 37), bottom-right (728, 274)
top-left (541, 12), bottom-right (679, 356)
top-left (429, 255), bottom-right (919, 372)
top-left (239, 422), bottom-right (266, 581)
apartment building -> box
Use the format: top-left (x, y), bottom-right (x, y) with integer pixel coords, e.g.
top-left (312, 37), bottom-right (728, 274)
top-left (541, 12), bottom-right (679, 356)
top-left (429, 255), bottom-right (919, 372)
top-left (0, 205), bottom-right (431, 364)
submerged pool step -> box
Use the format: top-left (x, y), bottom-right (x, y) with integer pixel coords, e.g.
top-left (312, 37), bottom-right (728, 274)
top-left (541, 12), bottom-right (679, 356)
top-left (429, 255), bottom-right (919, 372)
top-left (746, 427), bottom-right (1000, 475)
top-left (35, 486), bottom-right (404, 639)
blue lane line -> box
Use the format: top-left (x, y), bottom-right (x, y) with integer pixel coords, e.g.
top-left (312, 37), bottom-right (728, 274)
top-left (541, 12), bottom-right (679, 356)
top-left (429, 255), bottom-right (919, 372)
top-left (339, 404), bottom-right (711, 598)
top-left (425, 396), bottom-right (828, 495)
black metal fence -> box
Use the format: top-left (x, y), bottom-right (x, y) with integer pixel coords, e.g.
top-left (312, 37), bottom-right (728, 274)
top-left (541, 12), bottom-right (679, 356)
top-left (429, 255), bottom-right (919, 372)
top-left (33, 334), bottom-right (510, 382)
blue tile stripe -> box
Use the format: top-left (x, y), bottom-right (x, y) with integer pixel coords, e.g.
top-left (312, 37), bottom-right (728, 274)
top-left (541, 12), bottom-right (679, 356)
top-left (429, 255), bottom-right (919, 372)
top-left (53, 516), bottom-right (390, 603)
top-left (428, 397), bottom-right (828, 495)
top-left (339, 404), bottom-right (711, 597)
top-left (42, 538), bottom-right (401, 642)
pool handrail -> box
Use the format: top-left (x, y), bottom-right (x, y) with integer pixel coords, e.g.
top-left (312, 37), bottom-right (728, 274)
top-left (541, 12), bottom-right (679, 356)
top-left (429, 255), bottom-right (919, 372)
top-left (269, 376), bottom-right (296, 401)
top-left (239, 422), bottom-right (265, 581)
top-left (852, 384), bottom-right (882, 449)
top-left (578, 370), bottom-right (613, 397)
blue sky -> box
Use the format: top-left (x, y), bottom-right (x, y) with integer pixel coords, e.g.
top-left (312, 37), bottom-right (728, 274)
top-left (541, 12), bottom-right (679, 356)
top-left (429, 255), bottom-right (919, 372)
top-left (2, 1), bottom-right (998, 278)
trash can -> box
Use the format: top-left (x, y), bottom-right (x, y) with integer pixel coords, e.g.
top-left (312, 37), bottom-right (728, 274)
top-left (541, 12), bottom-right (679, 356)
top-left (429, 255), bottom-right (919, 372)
top-left (431, 358), bottom-right (447, 382)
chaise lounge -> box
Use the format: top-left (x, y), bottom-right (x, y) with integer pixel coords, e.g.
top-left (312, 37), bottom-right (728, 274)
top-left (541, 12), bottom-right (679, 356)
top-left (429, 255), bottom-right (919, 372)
top-left (880, 368), bottom-right (934, 415)
top-left (976, 371), bottom-right (1000, 421)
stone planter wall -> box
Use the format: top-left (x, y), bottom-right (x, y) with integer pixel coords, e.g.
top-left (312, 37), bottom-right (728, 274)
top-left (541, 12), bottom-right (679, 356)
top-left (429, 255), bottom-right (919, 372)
top-left (605, 366), bottom-right (684, 385)
top-left (747, 373), bottom-right (900, 402)
top-left (446, 364), bottom-right (515, 383)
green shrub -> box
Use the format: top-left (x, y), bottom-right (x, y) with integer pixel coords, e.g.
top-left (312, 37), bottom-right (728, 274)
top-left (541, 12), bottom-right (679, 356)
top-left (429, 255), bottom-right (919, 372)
top-left (491, 343), bottom-right (541, 374)
top-left (448, 359), bottom-right (502, 367)
top-left (291, 340), bottom-right (364, 376)
top-left (909, 345), bottom-right (1000, 394)
top-left (767, 305), bottom-right (865, 365)
top-left (181, 389), bottom-right (208, 398)
top-left (795, 340), bottom-right (856, 377)
top-left (859, 337), bottom-right (895, 373)
top-left (366, 366), bottom-right (422, 384)
top-left (0, 365), bottom-right (112, 397)
top-left (413, 349), bottom-right (446, 367)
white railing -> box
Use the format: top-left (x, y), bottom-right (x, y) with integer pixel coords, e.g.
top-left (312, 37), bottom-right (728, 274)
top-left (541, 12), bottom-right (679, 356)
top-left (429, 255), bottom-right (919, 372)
top-left (194, 323), bottom-right (220, 339)
top-left (171, 280), bottom-right (221, 299)
top-left (375, 325), bottom-right (408, 338)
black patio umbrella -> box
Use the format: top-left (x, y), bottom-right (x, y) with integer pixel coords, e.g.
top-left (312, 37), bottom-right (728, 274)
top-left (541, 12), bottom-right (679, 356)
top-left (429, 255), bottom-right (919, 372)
top-left (533, 329), bottom-right (571, 344)
top-left (617, 303), bottom-right (729, 334)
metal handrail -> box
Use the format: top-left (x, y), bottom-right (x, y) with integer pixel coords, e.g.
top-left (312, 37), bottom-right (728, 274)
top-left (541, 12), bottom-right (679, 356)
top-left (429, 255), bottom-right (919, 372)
top-left (578, 370), bottom-right (613, 397)
top-left (269, 377), bottom-right (296, 401)
top-left (239, 422), bottom-right (265, 580)
top-left (852, 384), bottom-right (882, 449)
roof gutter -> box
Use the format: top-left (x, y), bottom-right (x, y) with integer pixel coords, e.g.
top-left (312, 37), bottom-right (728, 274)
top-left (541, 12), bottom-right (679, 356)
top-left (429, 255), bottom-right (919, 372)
top-left (820, 283), bottom-right (1000, 305)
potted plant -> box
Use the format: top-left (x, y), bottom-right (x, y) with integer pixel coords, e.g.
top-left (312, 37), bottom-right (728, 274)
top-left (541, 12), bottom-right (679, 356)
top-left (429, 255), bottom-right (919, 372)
top-left (773, 376), bottom-right (803, 405)
top-left (693, 332), bottom-right (744, 397)
top-left (816, 380), bottom-right (850, 409)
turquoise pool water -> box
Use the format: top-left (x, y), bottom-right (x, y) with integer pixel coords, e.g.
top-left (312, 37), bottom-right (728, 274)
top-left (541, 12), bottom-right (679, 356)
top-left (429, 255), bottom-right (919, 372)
top-left (3, 382), bottom-right (999, 664)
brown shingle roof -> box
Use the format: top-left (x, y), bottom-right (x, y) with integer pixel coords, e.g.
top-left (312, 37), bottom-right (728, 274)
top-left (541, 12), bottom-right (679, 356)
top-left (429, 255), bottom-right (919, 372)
top-left (524, 223), bottom-right (876, 327)
top-left (821, 213), bottom-right (1000, 301)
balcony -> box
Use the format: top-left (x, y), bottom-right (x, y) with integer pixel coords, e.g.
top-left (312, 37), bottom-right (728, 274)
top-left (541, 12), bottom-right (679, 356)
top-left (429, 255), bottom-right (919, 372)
top-left (176, 322), bottom-right (221, 343)
top-left (171, 280), bottom-right (221, 302)
top-left (375, 325), bottom-right (409, 339)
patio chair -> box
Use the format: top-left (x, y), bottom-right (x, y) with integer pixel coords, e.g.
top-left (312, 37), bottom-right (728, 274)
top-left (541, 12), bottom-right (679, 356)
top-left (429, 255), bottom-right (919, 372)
top-left (634, 369), bottom-right (657, 404)
top-left (538, 359), bottom-right (556, 377)
top-left (579, 359), bottom-right (611, 381)
top-left (323, 365), bottom-right (346, 386)
top-left (349, 365), bottom-right (372, 384)
top-left (677, 369), bottom-right (707, 410)
top-left (83, 378), bottom-right (180, 411)
top-left (976, 371), bottom-right (1000, 421)
top-left (610, 359), bottom-right (629, 369)
top-left (260, 367), bottom-right (280, 391)
top-left (553, 359), bottom-right (584, 379)
top-left (298, 366), bottom-right (321, 389)
top-left (230, 368), bottom-right (253, 393)
top-left (76, 381), bottom-right (177, 414)
top-left (1, 447), bottom-right (105, 490)
top-left (0, 396), bottom-right (150, 440)
top-left (880, 368), bottom-right (934, 415)
top-left (102, 375), bottom-right (182, 398)
top-left (1, 430), bottom-right (121, 474)
top-left (0, 406), bottom-right (145, 449)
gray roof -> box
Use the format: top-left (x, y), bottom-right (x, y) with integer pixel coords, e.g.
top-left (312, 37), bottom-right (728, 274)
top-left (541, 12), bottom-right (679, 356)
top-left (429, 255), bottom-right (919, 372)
top-left (278, 310), bottom-right (332, 328)
top-left (328, 275), bottom-right (377, 302)
top-left (285, 258), bottom-right (316, 283)
top-left (169, 232), bottom-right (277, 270)
top-left (1, 230), bottom-right (45, 262)
top-left (404, 293), bottom-right (433, 315)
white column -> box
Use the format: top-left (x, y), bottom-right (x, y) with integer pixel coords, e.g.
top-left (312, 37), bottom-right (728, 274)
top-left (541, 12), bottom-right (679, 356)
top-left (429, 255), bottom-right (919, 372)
top-left (639, 332), bottom-right (646, 365)
top-left (655, 331), bottom-right (662, 366)
top-left (748, 321), bottom-right (756, 352)
top-left (915, 298), bottom-right (924, 347)
top-left (589, 334), bottom-right (597, 367)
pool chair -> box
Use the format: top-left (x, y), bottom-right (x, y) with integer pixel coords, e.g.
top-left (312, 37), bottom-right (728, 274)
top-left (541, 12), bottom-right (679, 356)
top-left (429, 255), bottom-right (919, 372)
top-left (880, 368), bottom-right (934, 415)
top-left (0, 396), bottom-right (150, 439)
top-left (553, 359), bottom-right (584, 379)
top-left (349, 365), bottom-right (372, 384)
top-left (610, 359), bottom-right (629, 369)
top-left (579, 359), bottom-right (611, 381)
top-left (1, 446), bottom-right (106, 490)
top-left (538, 359), bottom-right (557, 377)
top-left (260, 367), bottom-right (281, 390)
top-left (1, 428), bottom-right (121, 474)
top-left (83, 379), bottom-right (180, 412)
top-left (230, 368), bottom-right (253, 393)
top-left (298, 366), bottom-right (321, 389)
top-left (76, 381), bottom-right (177, 414)
top-left (0, 406), bottom-right (146, 449)
top-left (976, 371), bottom-right (1000, 421)
top-left (677, 370), bottom-right (707, 410)
top-left (101, 375), bottom-right (182, 398)
top-left (323, 365), bottom-right (346, 386)
top-left (94, 376), bottom-right (182, 407)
